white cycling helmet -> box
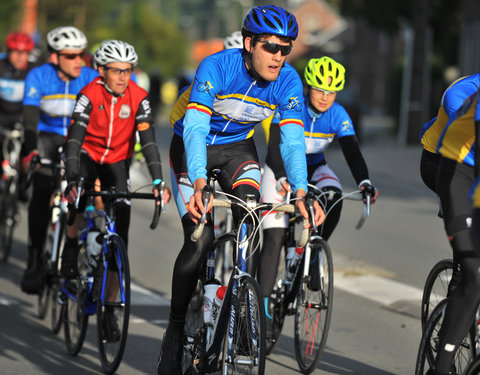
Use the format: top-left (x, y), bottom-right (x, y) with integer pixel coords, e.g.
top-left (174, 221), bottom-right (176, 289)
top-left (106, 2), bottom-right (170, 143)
top-left (94, 40), bottom-right (138, 67)
top-left (47, 26), bottom-right (87, 51)
top-left (224, 31), bottom-right (243, 49)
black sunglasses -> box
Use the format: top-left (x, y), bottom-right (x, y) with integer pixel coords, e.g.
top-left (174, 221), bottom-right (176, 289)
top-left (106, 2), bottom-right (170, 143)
top-left (58, 52), bottom-right (85, 60)
top-left (257, 39), bottom-right (292, 56)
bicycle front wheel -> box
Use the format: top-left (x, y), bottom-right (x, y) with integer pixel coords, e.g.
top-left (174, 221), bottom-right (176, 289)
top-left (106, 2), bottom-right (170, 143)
top-left (421, 259), bottom-right (454, 329)
top-left (97, 234), bottom-right (130, 375)
top-left (415, 299), bottom-right (474, 374)
top-left (294, 239), bottom-right (333, 374)
top-left (221, 275), bottom-right (266, 375)
top-left (63, 273), bottom-right (89, 355)
top-left (50, 278), bottom-right (65, 334)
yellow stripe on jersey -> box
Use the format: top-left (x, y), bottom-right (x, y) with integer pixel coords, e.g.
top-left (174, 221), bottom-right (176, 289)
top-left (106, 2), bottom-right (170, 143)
top-left (169, 84), bottom-right (193, 126)
top-left (421, 76), bottom-right (472, 153)
top-left (216, 93), bottom-right (276, 111)
top-left (438, 93), bottom-right (477, 162)
top-left (422, 108), bottom-right (448, 153)
top-left (186, 102), bottom-right (213, 116)
top-left (473, 181), bottom-right (480, 209)
top-left (279, 119), bottom-right (303, 127)
top-left (304, 131), bottom-right (336, 138)
top-left (43, 93), bottom-right (77, 100)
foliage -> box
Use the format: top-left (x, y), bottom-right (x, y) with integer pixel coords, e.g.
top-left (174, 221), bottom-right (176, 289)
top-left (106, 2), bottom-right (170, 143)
top-left (89, 1), bottom-right (189, 77)
top-left (0, 1), bottom-right (24, 51)
top-left (3, 0), bottom-right (188, 78)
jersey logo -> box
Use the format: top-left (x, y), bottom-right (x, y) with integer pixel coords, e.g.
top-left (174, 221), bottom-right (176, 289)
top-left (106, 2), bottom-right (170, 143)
top-left (73, 94), bottom-right (89, 114)
top-left (137, 122), bottom-right (150, 131)
top-left (341, 120), bottom-right (352, 131)
top-left (119, 104), bottom-right (131, 119)
top-left (197, 80), bottom-right (214, 98)
top-left (99, 104), bottom-right (104, 110)
top-left (26, 86), bottom-right (38, 98)
top-left (283, 96), bottom-right (302, 112)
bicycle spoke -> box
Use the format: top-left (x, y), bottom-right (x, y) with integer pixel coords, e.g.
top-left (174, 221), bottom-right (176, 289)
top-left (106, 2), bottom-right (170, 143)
top-left (97, 235), bottom-right (130, 375)
top-left (294, 241), bottom-right (333, 373)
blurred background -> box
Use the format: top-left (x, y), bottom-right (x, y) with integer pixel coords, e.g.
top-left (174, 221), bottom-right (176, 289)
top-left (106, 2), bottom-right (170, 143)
top-left (1, 0), bottom-right (479, 145)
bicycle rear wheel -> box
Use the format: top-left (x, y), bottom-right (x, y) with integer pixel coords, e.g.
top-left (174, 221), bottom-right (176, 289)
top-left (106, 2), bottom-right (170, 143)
top-left (97, 235), bottom-right (130, 375)
top-left (465, 357), bottom-right (480, 375)
top-left (0, 180), bottom-right (18, 262)
top-left (182, 280), bottom-right (205, 374)
top-left (63, 246), bottom-right (89, 355)
top-left (221, 275), bottom-right (266, 375)
top-left (294, 239), bottom-right (333, 374)
top-left (421, 259), bottom-right (454, 329)
top-left (415, 299), bottom-right (474, 374)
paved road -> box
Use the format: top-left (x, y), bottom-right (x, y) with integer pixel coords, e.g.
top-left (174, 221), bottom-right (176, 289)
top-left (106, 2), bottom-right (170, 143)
top-left (0, 126), bottom-right (449, 374)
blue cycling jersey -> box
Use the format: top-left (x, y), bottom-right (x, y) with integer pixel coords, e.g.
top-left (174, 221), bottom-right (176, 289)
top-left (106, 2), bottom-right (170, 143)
top-left (23, 63), bottom-right (98, 136)
top-left (271, 98), bottom-right (355, 166)
top-left (169, 48), bottom-right (308, 192)
top-left (420, 74), bottom-right (480, 163)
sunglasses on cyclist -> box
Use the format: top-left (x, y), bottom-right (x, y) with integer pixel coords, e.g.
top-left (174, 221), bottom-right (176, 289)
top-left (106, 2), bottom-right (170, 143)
top-left (103, 67), bottom-right (134, 76)
top-left (257, 39), bottom-right (292, 56)
top-left (312, 87), bottom-right (336, 96)
top-left (58, 52), bottom-right (85, 60)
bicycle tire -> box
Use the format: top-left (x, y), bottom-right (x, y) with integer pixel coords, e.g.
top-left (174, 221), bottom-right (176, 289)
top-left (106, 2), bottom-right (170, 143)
top-left (37, 271), bottom-right (50, 319)
top-left (415, 299), bottom-right (475, 375)
top-left (266, 246), bottom-right (287, 355)
top-left (294, 239), bottom-right (333, 374)
top-left (221, 275), bottom-right (266, 375)
top-left (49, 212), bottom-right (67, 333)
top-left (421, 259), bottom-right (454, 329)
top-left (182, 280), bottom-right (206, 375)
top-left (50, 279), bottom-right (65, 334)
top-left (0, 180), bottom-right (18, 262)
top-left (465, 357), bottom-right (480, 375)
top-left (97, 234), bottom-right (130, 375)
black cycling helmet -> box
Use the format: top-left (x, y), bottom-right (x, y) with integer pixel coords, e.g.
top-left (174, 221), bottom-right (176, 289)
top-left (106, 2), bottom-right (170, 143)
top-left (243, 5), bottom-right (298, 40)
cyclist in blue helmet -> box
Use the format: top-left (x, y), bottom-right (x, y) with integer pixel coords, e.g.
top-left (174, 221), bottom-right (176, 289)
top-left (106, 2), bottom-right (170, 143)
top-left (157, 4), bottom-right (324, 374)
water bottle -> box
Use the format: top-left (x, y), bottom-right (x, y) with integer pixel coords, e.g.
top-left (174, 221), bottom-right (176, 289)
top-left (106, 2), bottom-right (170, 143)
top-left (86, 230), bottom-right (103, 274)
top-left (286, 246), bottom-right (304, 280)
top-left (209, 285), bottom-right (227, 326)
top-left (203, 280), bottom-right (221, 325)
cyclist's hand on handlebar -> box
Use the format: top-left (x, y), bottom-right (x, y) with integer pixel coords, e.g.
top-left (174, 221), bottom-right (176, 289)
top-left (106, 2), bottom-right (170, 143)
top-left (276, 176), bottom-right (292, 197)
top-left (359, 180), bottom-right (379, 204)
top-left (188, 178), bottom-right (210, 224)
top-left (22, 151), bottom-right (39, 174)
top-left (295, 189), bottom-right (326, 227)
top-left (153, 181), bottom-right (171, 205)
top-left (64, 181), bottom-right (78, 204)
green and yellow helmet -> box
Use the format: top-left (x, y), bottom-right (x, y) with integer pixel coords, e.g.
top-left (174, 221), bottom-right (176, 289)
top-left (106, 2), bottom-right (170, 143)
top-left (304, 56), bottom-right (345, 91)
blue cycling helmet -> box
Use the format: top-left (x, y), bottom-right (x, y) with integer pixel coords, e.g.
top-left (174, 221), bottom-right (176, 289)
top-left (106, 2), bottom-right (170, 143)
top-left (243, 5), bottom-right (298, 40)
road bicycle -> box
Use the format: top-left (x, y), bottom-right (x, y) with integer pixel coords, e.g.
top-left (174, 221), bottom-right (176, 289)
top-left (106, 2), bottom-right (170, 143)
top-left (179, 169), bottom-right (298, 375)
top-left (265, 184), bottom-right (371, 373)
top-left (415, 297), bottom-right (476, 375)
top-left (25, 153), bottom-right (69, 333)
top-left (62, 179), bottom-right (163, 374)
top-left (0, 123), bottom-right (24, 262)
top-left (465, 355), bottom-right (480, 374)
top-left (420, 258), bottom-right (457, 329)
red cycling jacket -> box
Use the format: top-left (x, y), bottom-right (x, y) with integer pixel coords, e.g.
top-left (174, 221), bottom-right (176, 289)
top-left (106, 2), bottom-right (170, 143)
top-left (71, 77), bottom-right (151, 164)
